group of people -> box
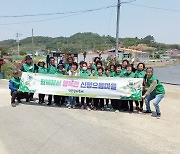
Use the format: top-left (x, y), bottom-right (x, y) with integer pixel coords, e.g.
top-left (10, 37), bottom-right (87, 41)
top-left (9, 54), bottom-right (165, 118)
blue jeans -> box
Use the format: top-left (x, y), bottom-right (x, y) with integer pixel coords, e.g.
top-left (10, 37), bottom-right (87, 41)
top-left (145, 94), bottom-right (164, 115)
top-left (69, 96), bottom-right (76, 106)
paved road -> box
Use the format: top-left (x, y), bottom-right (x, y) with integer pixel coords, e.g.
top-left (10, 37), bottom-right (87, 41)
top-left (0, 85), bottom-right (180, 154)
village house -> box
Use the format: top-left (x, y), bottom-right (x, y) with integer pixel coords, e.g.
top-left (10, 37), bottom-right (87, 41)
top-left (78, 48), bottom-right (149, 63)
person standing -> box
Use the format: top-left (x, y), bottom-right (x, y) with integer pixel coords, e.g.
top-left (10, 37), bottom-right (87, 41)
top-left (93, 60), bottom-right (103, 76)
top-left (20, 55), bottom-right (37, 102)
top-left (113, 64), bottom-right (124, 77)
top-left (37, 59), bottom-right (47, 104)
top-left (46, 50), bottom-right (51, 68)
top-left (79, 61), bottom-right (85, 71)
top-left (47, 57), bottom-right (57, 105)
top-left (21, 55), bottom-right (36, 73)
top-left (121, 59), bottom-right (129, 75)
top-left (111, 64), bottom-right (124, 112)
top-left (123, 64), bottom-right (135, 112)
top-left (67, 62), bottom-right (79, 109)
top-left (90, 57), bottom-right (101, 70)
top-left (55, 64), bottom-right (66, 106)
top-left (80, 62), bottom-right (91, 111)
top-left (142, 67), bottom-right (165, 118)
top-left (93, 67), bottom-right (106, 111)
top-left (134, 63), bottom-right (146, 112)
top-left (64, 56), bottom-right (74, 72)
top-left (105, 64), bottom-right (115, 77)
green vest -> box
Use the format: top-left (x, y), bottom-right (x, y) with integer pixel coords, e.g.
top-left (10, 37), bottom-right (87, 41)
top-left (22, 63), bottom-right (34, 72)
top-left (80, 70), bottom-right (91, 77)
top-left (48, 65), bottom-right (57, 74)
top-left (124, 72), bottom-right (135, 78)
top-left (121, 68), bottom-right (127, 75)
top-left (134, 70), bottom-right (146, 78)
top-left (94, 70), bottom-right (98, 76)
top-left (90, 64), bottom-right (98, 75)
top-left (147, 75), bottom-right (165, 95)
top-left (113, 71), bottom-right (124, 78)
top-left (64, 63), bottom-right (72, 71)
top-left (56, 70), bottom-right (65, 75)
top-left (38, 66), bottom-right (47, 74)
top-left (91, 64), bottom-right (97, 70)
top-left (97, 74), bottom-right (107, 77)
top-left (109, 71), bottom-right (115, 77)
top-left (10, 77), bottom-right (20, 89)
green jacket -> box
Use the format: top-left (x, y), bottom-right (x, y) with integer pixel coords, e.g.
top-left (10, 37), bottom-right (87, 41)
top-left (135, 70), bottom-right (146, 78)
top-left (64, 63), bottom-right (72, 71)
top-left (96, 74), bottom-right (107, 77)
top-left (123, 72), bottom-right (135, 78)
top-left (94, 70), bottom-right (98, 76)
top-left (48, 65), bottom-right (57, 74)
top-left (91, 64), bottom-right (99, 76)
top-left (121, 68), bottom-right (127, 75)
top-left (108, 71), bottom-right (115, 77)
top-left (38, 66), bottom-right (47, 74)
top-left (113, 71), bottom-right (124, 78)
top-left (22, 63), bottom-right (34, 72)
top-left (91, 64), bottom-right (97, 70)
top-left (56, 70), bottom-right (65, 75)
top-left (80, 70), bottom-right (91, 77)
top-left (146, 75), bottom-right (165, 95)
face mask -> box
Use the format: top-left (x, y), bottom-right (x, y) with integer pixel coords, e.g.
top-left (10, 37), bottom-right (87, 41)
top-left (82, 67), bottom-right (87, 71)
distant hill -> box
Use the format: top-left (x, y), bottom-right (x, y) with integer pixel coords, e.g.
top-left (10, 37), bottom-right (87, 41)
top-left (0, 32), bottom-right (179, 54)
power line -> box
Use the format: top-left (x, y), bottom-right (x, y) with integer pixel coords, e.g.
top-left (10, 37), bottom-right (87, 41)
top-left (0, 1), bottom-right (137, 26)
top-left (0, 5), bottom-right (117, 18)
top-left (0, 12), bottom-right (85, 25)
top-left (0, 1), bottom-right (135, 19)
top-left (127, 3), bottom-right (180, 12)
top-left (121, 0), bottom-right (136, 4)
top-left (0, 5), bottom-right (118, 26)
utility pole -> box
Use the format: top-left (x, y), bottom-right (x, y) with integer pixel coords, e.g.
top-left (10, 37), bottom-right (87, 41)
top-left (16, 32), bottom-right (22, 55)
top-left (32, 28), bottom-right (34, 53)
top-left (115, 0), bottom-right (121, 58)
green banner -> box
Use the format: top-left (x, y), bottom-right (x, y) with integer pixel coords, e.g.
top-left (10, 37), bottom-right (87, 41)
top-left (20, 72), bottom-right (143, 100)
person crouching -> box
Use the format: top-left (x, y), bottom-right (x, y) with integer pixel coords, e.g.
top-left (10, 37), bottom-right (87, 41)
top-left (9, 70), bottom-right (24, 107)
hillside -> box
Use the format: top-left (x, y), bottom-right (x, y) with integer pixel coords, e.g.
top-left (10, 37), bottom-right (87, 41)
top-left (0, 32), bottom-right (179, 54)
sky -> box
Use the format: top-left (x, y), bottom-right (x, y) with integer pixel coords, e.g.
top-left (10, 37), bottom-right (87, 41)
top-left (0, 0), bottom-right (180, 44)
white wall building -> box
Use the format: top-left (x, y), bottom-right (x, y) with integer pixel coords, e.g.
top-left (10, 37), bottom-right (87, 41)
top-left (78, 48), bottom-right (149, 63)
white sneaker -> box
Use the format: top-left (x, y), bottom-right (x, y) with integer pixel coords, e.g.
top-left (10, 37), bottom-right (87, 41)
top-left (156, 114), bottom-right (161, 119)
top-left (87, 107), bottom-right (91, 111)
top-left (115, 110), bottom-right (119, 113)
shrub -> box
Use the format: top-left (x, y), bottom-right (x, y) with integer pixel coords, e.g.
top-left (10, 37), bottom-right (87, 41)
top-left (1, 63), bottom-right (15, 79)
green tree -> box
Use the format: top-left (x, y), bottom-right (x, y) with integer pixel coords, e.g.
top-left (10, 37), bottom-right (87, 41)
top-left (0, 46), bottom-right (10, 55)
top-left (0, 32), bottom-right (179, 55)
top-left (142, 35), bottom-right (155, 44)
top-left (154, 54), bottom-right (160, 59)
top-left (19, 51), bottom-right (27, 56)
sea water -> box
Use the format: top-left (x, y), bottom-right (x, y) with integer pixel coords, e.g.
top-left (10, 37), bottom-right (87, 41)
top-left (154, 65), bottom-right (180, 85)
